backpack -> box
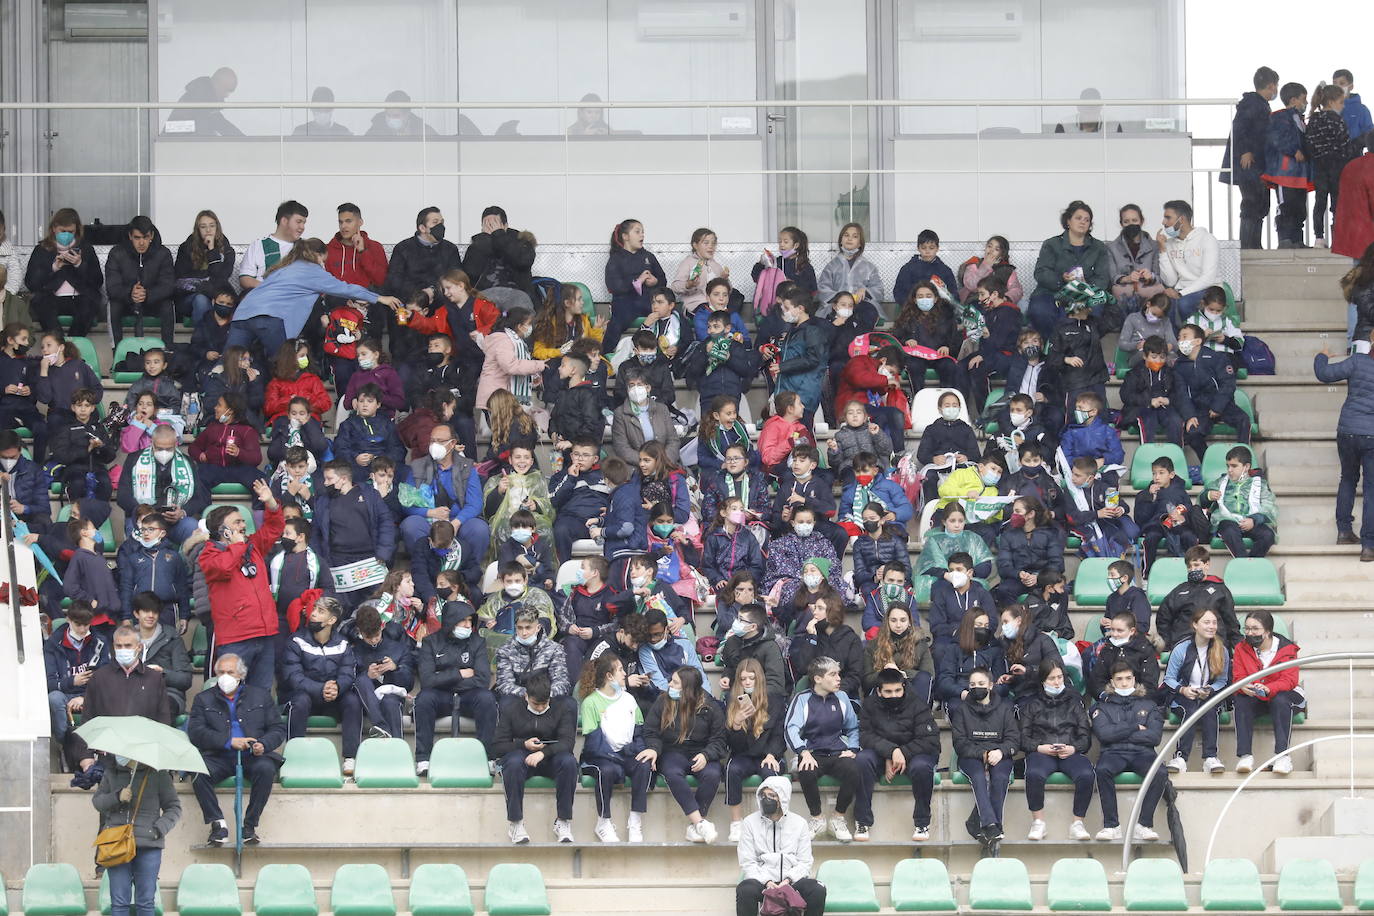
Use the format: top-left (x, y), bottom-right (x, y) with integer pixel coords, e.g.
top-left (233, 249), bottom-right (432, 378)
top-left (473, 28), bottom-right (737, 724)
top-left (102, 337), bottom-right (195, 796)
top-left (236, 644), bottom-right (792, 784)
top-left (1240, 336), bottom-right (1276, 375)
top-left (530, 276), bottom-right (562, 311)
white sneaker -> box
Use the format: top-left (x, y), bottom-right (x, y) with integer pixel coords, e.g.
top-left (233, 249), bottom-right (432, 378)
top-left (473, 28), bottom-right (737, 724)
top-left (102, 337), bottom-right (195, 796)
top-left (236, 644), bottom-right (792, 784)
top-left (696, 820), bottom-right (718, 844)
top-left (1096, 826), bottom-right (1122, 841)
top-left (415, 760), bottom-right (430, 778)
top-left (1273, 755), bottom-right (1294, 775)
top-left (1236, 755), bottom-right (1254, 774)
top-left (342, 757), bottom-right (356, 777)
top-left (1133, 824), bottom-right (1160, 842)
top-left (594, 819), bottom-right (620, 843)
top-left (1166, 755), bottom-right (1187, 774)
top-left (912, 826), bottom-right (930, 842)
top-left (1027, 819), bottom-right (1047, 841)
top-left (1069, 820), bottom-right (1091, 841)
top-left (627, 814), bottom-right (644, 843)
top-left (685, 822), bottom-right (702, 843)
top-left (830, 816), bottom-right (852, 843)
top-left (852, 824), bottom-right (870, 843)
top-left (728, 821), bottom-right (742, 843)
top-left (1205, 757), bottom-right (1225, 775)
top-left (808, 815), bottom-right (826, 838)
top-left (553, 819), bottom-right (574, 843)
top-left (508, 821), bottom-right (530, 845)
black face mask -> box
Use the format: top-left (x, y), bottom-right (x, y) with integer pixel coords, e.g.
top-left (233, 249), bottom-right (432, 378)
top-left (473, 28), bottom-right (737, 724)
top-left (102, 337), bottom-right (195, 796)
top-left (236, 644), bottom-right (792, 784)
top-left (307, 621), bottom-right (327, 633)
top-left (863, 519), bottom-right (881, 533)
top-left (759, 796), bottom-right (780, 817)
top-left (324, 484), bottom-right (342, 499)
top-left (880, 694), bottom-right (906, 711)
top-left (276, 537), bottom-right (294, 553)
top-left (428, 223), bottom-right (446, 242)
top-left (437, 586), bottom-right (455, 600)
top-left (213, 304), bottom-right (234, 318)
top-left (425, 352), bottom-right (445, 368)
top-left (1121, 224), bottom-right (1143, 240)
top-left (966, 686), bottom-right (990, 702)
top-left (1245, 633), bottom-right (1265, 647)
top-left (973, 626), bottom-right (990, 644)
top-left (1020, 465), bottom-right (1041, 477)
top-left (1187, 568), bottom-right (1206, 584)
top-left (1021, 346), bottom-right (1041, 360)
top-left (890, 627), bottom-right (910, 640)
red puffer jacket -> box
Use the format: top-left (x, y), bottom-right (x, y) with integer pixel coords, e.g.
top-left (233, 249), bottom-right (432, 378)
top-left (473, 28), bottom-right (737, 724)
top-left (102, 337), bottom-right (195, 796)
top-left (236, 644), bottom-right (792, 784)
top-left (199, 506), bottom-right (286, 646)
top-left (264, 372), bottom-right (333, 423)
top-left (1231, 634), bottom-right (1300, 695)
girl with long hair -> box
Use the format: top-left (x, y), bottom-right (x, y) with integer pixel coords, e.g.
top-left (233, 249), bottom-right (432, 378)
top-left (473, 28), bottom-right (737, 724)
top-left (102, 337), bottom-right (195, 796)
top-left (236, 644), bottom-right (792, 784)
top-left (1163, 607), bottom-right (1231, 774)
top-left (723, 658), bottom-right (785, 838)
top-left (577, 652), bottom-right (652, 844)
top-left (638, 666), bottom-right (726, 843)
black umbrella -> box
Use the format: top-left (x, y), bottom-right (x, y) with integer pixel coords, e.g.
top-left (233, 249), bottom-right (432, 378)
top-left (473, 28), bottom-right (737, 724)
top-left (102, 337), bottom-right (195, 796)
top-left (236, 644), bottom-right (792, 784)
top-left (1162, 778), bottom-right (1187, 871)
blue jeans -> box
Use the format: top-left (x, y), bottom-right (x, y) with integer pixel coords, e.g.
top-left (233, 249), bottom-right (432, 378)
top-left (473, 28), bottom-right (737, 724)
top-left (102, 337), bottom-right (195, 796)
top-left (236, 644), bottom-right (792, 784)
top-left (226, 315), bottom-right (287, 364)
top-left (49, 690), bottom-right (77, 745)
top-left (179, 292), bottom-right (212, 326)
top-left (1337, 433), bottom-right (1374, 546)
top-left (215, 636), bottom-right (276, 691)
top-left (1171, 290), bottom-right (1207, 330)
top-left (107, 846), bottom-right (162, 916)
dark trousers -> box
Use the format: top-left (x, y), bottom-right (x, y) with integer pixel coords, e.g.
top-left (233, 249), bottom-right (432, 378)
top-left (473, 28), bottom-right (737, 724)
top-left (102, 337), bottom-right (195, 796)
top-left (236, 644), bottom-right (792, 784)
top-left (1027, 292), bottom-right (1059, 340)
top-left (1335, 433), bottom-right (1374, 546)
top-left (1237, 175), bottom-right (1272, 223)
top-left (582, 750), bottom-right (653, 817)
top-left (192, 750), bottom-right (281, 828)
top-left (352, 677), bottom-right (405, 745)
top-left (736, 877), bottom-right (826, 916)
top-left (854, 749), bottom-right (936, 828)
top-left (958, 755), bottom-right (1013, 828)
top-left (106, 845), bottom-right (162, 916)
top-left (1276, 187), bottom-right (1309, 243)
top-left (110, 296), bottom-right (177, 348)
top-left (725, 754), bottom-right (783, 807)
top-left (214, 636), bottom-right (275, 691)
top-left (1171, 694), bottom-right (1221, 759)
top-left (1313, 158), bottom-right (1344, 238)
top-left (553, 514), bottom-right (592, 565)
top-left (1134, 406), bottom-right (1184, 446)
top-left (1233, 691), bottom-right (1302, 757)
top-left (328, 357), bottom-right (356, 405)
top-left (991, 578), bottom-right (1029, 605)
top-left (1184, 405), bottom-right (1251, 463)
top-left (1141, 521), bottom-right (1199, 571)
top-left (561, 633), bottom-right (601, 682)
top-left (57, 465), bottom-right (112, 503)
top-left (284, 691), bottom-right (364, 753)
top-left (1095, 746), bottom-right (1168, 828)
top-left (32, 291), bottom-right (99, 337)
top-left (413, 687), bottom-right (499, 759)
top-left (1024, 751), bottom-right (1096, 817)
top-left (501, 749), bottom-right (577, 822)
top-left (196, 464), bottom-right (265, 492)
top-left (0, 403), bottom-right (48, 463)
top-left (966, 350), bottom-right (1013, 411)
top-left (870, 406), bottom-right (907, 460)
top-left (658, 749), bottom-right (722, 817)
top-left (1216, 520), bottom-right (1276, 558)
top-left (796, 752), bottom-right (858, 816)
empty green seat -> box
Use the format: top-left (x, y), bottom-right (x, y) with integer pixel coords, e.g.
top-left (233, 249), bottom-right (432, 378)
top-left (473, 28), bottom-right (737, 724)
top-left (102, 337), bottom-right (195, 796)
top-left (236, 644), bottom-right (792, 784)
top-left (354, 738), bottom-right (419, 788)
top-left (1277, 859), bottom-right (1341, 911)
top-left (66, 336), bottom-right (103, 375)
top-left (176, 864), bottom-right (242, 916)
top-left (1072, 558), bottom-right (1116, 607)
top-left (1224, 558), bottom-right (1284, 606)
top-left (100, 872), bottom-right (164, 915)
top-left (1201, 442), bottom-right (1255, 483)
top-left (279, 737), bottom-right (344, 788)
top-left (1048, 858), bottom-right (1110, 911)
top-left (211, 483), bottom-right (251, 495)
top-left (483, 864), bottom-right (550, 916)
top-left (429, 737), bottom-right (493, 788)
top-left (969, 859), bottom-right (1032, 911)
top-left (1124, 858), bottom-right (1189, 912)
top-left (0, 868), bottom-right (7, 916)
top-left (23, 864), bottom-right (85, 916)
top-left (815, 860), bottom-right (879, 913)
top-left (1201, 858), bottom-right (1266, 911)
top-left (1130, 443), bottom-right (1189, 490)
top-left (890, 859), bottom-right (956, 912)
top-left (1147, 557), bottom-right (1187, 605)
top-left (253, 864), bottom-right (318, 916)
top-left (113, 337), bottom-right (166, 383)
top-left (1355, 859), bottom-right (1374, 910)
top-left (331, 865), bottom-right (394, 916)
top-left (407, 864), bottom-right (474, 916)
top-left (1113, 347), bottom-right (1133, 381)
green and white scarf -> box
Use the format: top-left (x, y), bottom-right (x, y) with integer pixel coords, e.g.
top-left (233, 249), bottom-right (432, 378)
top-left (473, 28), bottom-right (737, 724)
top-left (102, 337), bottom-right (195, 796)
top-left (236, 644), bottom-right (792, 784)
top-left (507, 330), bottom-right (533, 406)
top-left (723, 470), bottom-right (750, 509)
top-left (706, 334), bottom-right (734, 374)
top-left (848, 481), bottom-right (873, 522)
top-left (131, 449), bottom-right (194, 507)
top-left (270, 548), bottom-right (321, 599)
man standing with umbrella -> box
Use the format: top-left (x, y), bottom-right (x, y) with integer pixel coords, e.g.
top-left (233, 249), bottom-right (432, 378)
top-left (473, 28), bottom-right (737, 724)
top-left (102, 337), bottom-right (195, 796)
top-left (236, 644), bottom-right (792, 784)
top-left (187, 653), bottom-right (286, 846)
top-left (68, 626), bottom-right (172, 789)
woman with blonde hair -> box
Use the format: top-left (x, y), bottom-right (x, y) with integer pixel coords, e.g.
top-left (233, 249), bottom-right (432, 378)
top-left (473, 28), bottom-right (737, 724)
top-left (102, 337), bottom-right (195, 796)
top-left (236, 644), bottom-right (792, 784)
top-left (1163, 607), bottom-right (1231, 775)
top-left (723, 657), bottom-right (786, 840)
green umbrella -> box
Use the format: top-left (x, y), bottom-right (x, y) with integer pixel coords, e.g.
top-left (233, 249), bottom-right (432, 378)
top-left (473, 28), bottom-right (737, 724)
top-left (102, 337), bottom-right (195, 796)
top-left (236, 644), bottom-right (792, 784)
top-left (75, 715), bottom-right (209, 774)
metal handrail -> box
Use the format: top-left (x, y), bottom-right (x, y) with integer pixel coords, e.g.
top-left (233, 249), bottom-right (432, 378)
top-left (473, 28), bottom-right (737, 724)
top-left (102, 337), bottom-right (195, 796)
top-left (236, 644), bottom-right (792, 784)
top-left (0, 98), bottom-right (1238, 110)
top-left (1120, 652), bottom-right (1374, 874)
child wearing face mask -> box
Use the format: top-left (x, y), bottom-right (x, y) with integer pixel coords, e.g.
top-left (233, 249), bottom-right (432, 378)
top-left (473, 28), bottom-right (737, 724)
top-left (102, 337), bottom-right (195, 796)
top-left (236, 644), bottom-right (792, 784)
top-left (497, 508), bottom-right (557, 596)
top-left (992, 498), bottom-right (1064, 606)
top-left (1119, 336), bottom-right (1184, 446)
top-left (1194, 286), bottom-right (1245, 359)
top-left (702, 497), bottom-right (766, 593)
top-left (916, 504), bottom-right (993, 580)
top-left (1118, 293), bottom-right (1177, 366)
top-left (1055, 457), bottom-right (1138, 558)
top-left (828, 402), bottom-right (894, 488)
top-left (478, 562), bottom-right (557, 645)
top-left (894, 281), bottom-right (972, 404)
top-left (838, 453), bottom-right (912, 537)
top-left (1003, 440), bottom-right (1061, 515)
top-left (768, 447), bottom-right (849, 562)
top-left (851, 505), bottom-right (912, 594)
top-left (1134, 454), bottom-right (1199, 572)
top-left (607, 554), bottom-right (692, 635)
top-left (964, 276), bottom-right (1023, 409)
top-left (1022, 570), bottom-right (1073, 640)
top-left (835, 344), bottom-right (910, 455)
top-left (1058, 392), bottom-right (1125, 488)
top-left (916, 391), bottom-right (980, 504)
top-left (614, 329), bottom-right (676, 408)
top-left (267, 396), bottom-right (329, 467)
top-left (1048, 300), bottom-right (1108, 417)
top-left (342, 338), bottom-right (405, 418)
top-left (937, 454), bottom-right (1010, 545)
top-left (823, 291), bottom-right (880, 384)
top-left (1004, 328), bottom-right (1064, 434)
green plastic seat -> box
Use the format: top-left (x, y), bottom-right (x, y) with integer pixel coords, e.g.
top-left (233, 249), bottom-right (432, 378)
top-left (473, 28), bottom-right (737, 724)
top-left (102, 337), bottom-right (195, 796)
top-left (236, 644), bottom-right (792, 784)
top-left (99, 871), bottom-right (163, 915)
top-left (1130, 443), bottom-right (1188, 490)
top-left (0, 868), bottom-right (7, 916)
top-left (569, 282), bottom-right (596, 319)
top-left (1072, 557), bottom-right (1116, 607)
top-left (982, 387), bottom-right (1005, 435)
top-left (1277, 859), bottom-right (1341, 911)
top-left (252, 864), bottom-right (318, 916)
top-left (1224, 558), bottom-right (1284, 606)
top-left (1201, 442), bottom-right (1255, 484)
top-left (969, 858), bottom-right (1032, 911)
top-left (1146, 557), bottom-right (1187, 605)
top-left (1124, 858), bottom-right (1189, 912)
top-left (407, 864), bottom-right (474, 916)
top-left (483, 863), bottom-right (550, 916)
top-left (1354, 859), bottom-right (1374, 910)
top-left (176, 864), bottom-right (242, 916)
top-left (1201, 858), bottom-right (1266, 911)
top-left (354, 738), bottom-right (419, 788)
top-left (23, 864), bottom-right (86, 916)
top-left (1048, 858), bottom-right (1111, 911)
top-left (331, 865), bottom-right (395, 916)
top-left (66, 336), bottom-right (103, 376)
top-left (1213, 388), bottom-right (1257, 437)
top-left (202, 502), bottom-right (256, 534)
top-left (1114, 347), bottom-right (1133, 380)
top-left (814, 860), bottom-right (880, 913)
top-left (429, 737), bottom-right (493, 788)
top-left (890, 859), bottom-right (956, 912)
top-left (279, 736), bottom-right (344, 788)
top-left (192, 625), bottom-right (208, 666)
top-left (211, 483), bottom-right (251, 495)
top-left (55, 503), bottom-right (117, 555)
top-left (113, 337), bottom-right (166, 383)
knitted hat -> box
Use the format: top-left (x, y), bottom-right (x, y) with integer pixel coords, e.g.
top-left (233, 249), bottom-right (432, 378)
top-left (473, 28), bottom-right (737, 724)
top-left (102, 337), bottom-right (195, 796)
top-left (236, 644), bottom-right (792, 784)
top-left (804, 556), bottom-right (832, 578)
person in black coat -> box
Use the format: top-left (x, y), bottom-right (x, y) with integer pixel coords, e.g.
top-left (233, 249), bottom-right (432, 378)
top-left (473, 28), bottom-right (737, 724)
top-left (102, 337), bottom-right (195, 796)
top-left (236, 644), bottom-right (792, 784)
top-left (105, 216), bottom-right (177, 347)
top-left (1091, 663), bottom-right (1169, 841)
top-left (1119, 336), bottom-right (1183, 446)
top-left (385, 208), bottom-right (463, 301)
top-left (787, 595), bottom-right (865, 699)
top-left (25, 209), bottom-right (103, 336)
top-left (1048, 302), bottom-right (1108, 410)
top-left (414, 601), bottom-right (498, 765)
top-left (187, 653), bottom-right (286, 846)
top-left (915, 399), bottom-right (980, 504)
top-left (1134, 455), bottom-right (1198, 571)
top-left (934, 607), bottom-right (1008, 712)
top-left (684, 310), bottom-right (758, 407)
top-left (46, 388), bottom-right (117, 502)
top-left (548, 352), bottom-right (604, 447)
top-left (173, 213), bottom-right (236, 324)
top-left (722, 658), bottom-right (787, 834)
top-left (1003, 327), bottom-right (1065, 433)
top-left (1019, 659), bottom-right (1095, 841)
top-left (992, 496), bottom-right (1064, 604)
top-left (462, 207), bottom-right (538, 310)
top-left (347, 603), bottom-right (415, 747)
top-left (613, 332), bottom-right (676, 408)
top-left (1024, 570), bottom-right (1073, 640)
top-left (181, 290), bottom-right (236, 388)
top-left (604, 220), bottom-right (668, 352)
top-left (491, 669), bottom-right (579, 844)
top-left (1085, 611), bottom-right (1161, 699)
top-left (855, 668), bottom-right (942, 842)
top-left (1220, 68), bottom-right (1279, 250)
top-left (949, 666), bottom-right (1019, 844)
top-left (893, 283), bottom-right (971, 403)
top-left (995, 604), bottom-right (1063, 701)
top-left (640, 665), bottom-right (727, 843)
top-left (926, 554), bottom-right (996, 647)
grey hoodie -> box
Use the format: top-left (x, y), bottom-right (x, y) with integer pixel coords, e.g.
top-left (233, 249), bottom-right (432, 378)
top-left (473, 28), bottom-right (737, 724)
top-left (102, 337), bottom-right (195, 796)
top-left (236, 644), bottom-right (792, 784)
top-left (737, 775), bottom-right (814, 885)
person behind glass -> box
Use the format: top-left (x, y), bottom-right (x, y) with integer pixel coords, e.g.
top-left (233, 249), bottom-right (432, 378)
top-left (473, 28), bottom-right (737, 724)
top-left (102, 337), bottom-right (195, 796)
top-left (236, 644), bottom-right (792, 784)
top-left (915, 391), bottom-right (979, 505)
top-left (604, 219), bottom-right (666, 352)
top-left (414, 600), bottom-right (497, 773)
top-left (862, 603), bottom-right (934, 702)
top-left (292, 86), bottom-right (352, 136)
top-left (854, 666), bottom-right (940, 843)
top-left (784, 656), bottom-right (859, 842)
top-left (577, 651), bottom-right (651, 844)
top-left (105, 216), bottom-right (176, 347)
top-left (366, 89), bottom-right (443, 138)
top-left (1026, 200), bottom-right (1110, 338)
top-left (93, 757), bottom-right (180, 916)
top-left (992, 496), bottom-right (1063, 605)
top-left (639, 665), bottom-right (726, 843)
top-left (964, 276), bottom-right (1022, 409)
top-left (772, 291), bottom-right (829, 426)
top-left (1233, 610), bottom-right (1303, 776)
top-left (1091, 662), bottom-right (1168, 842)
top-left (723, 657), bottom-right (787, 841)
top-left (950, 666), bottom-right (1018, 845)
top-left (25, 207), bottom-right (103, 336)
top-left (893, 280), bottom-right (971, 404)
top-left (1163, 607), bottom-right (1230, 776)
top-left (1019, 659), bottom-right (1094, 842)
top-left (995, 604), bottom-right (1063, 702)
top-left (492, 669), bottom-right (579, 845)
top-left (934, 607), bottom-right (1006, 711)
top-left (818, 222), bottom-right (886, 319)
top-left (190, 393), bottom-right (264, 492)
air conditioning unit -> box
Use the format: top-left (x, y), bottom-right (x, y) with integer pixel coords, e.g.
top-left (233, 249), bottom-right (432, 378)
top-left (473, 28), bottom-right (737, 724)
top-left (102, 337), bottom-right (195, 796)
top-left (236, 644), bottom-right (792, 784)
top-left (907, 2), bottom-right (1023, 41)
top-left (62, 1), bottom-right (148, 40)
top-left (638, 1), bottom-right (749, 39)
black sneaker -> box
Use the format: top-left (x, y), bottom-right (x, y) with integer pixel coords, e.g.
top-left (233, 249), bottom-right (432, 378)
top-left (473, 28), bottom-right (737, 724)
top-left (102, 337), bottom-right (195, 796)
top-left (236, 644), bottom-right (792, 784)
top-left (207, 823), bottom-right (229, 847)
top-left (242, 826), bottom-right (261, 845)
top-left (367, 725), bottom-right (392, 740)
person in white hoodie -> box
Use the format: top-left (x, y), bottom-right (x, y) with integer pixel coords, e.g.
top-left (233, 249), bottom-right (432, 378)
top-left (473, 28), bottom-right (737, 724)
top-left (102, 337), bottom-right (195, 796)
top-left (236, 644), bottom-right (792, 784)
top-left (735, 776), bottom-right (827, 916)
top-left (1157, 200), bottom-right (1220, 329)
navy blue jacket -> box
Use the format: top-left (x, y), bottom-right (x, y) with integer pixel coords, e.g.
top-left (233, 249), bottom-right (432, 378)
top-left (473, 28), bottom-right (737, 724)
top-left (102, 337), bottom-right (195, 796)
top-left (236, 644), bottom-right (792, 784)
top-left (280, 627), bottom-right (357, 700)
top-left (548, 465), bottom-right (612, 522)
top-left (6, 455), bottom-right (52, 529)
top-left (332, 414), bottom-right (406, 471)
top-left (605, 246), bottom-right (667, 323)
top-left (497, 534), bottom-right (556, 588)
top-left (0, 350), bottom-right (38, 412)
top-left (1220, 91), bottom-right (1272, 184)
top-left (916, 419), bottom-right (980, 466)
top-left (188, 684), bottom-right (287, 759)
top-left (702, 527), bottom-right (765, 587)
top-left (775, 319), bottom-right (829, 410)
top-left (700, 467), bottom-right (770, 525)
top-left (995, 525), bottom-right (1065, 579)
top-left (348, 621), bottom-right (416, 691)
top-left (769, 470), bottom-right (837, 531)
top-left (893, 255), bottom-right (958, 310)
top-left (979, 303), bottom-right (1024, 358)
top-left (408, 535), bottom-right (474, 602)
top-left (934, 640), bottom-right (1008, 702)
top-left (1120, 364), bottom-right (1180, 427)
top-left (116, 539), bottom-right (192, 619)
top-left (603, 478), bottom-right (647, 559)
top-left (1173, 349), bottom-right (1239, 419)
top-left (1090, 690), bottom-right (1164, 750)
top-left (312, 484), bottom-right (397, 565)
top-left (684, 335), bottom-right (758, 407)
top-left (1315, 353), bottom-right (1374, 437)
top-left (1106, 586), bottom-right (1153, 635)
top-left (927, 579), bottom-right (997, 646)
top-left (1004, 357), bottom-right (1063, 411)
top-left (851, 528), bottom-right (912, 592)
top-left (1134, 477), bottom-right (1193, 527)
top-left (44, 627), bottom-right (108, 694)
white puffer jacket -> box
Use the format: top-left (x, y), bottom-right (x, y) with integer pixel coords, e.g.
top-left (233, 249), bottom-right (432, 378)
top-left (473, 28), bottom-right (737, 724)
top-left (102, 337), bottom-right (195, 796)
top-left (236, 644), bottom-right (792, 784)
top-left (736, 776), bottom-right (815, 886)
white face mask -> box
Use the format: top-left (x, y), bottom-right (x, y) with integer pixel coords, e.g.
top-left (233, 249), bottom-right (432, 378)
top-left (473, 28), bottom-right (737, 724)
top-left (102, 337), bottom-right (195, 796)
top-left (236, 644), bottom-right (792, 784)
top-left (802, 572), bottom-right (822, 590)
top-left (631, 575), bottom-right (649, 589)
top-left (0, 457), bottom-right (16, 471)
top-left (940, 406), bottom-right (960, 421)
top-left (386, 116), bottom-right (405, 131)
top-left (1009, 412), bottom-right (1029, 428)
top-left (1109, 635), bottom-right (1129, 647)
top-left (217, 673), bottom-right (240, 694)
top-left (1114, 685), bottom-right (1136, 697)
top-left (154, 449), bottom-right (174, 464)
top-left (1178, 339), bottom-right (1197, 356)
top-left (504, 583), bottom-right (524, 598)
top-left (429, 442), bottom-right (449, 462)
top-left (835, 307), bottom-right (853, 320)
top-left (793, 523), bottom-right (814, 538)
top-left (115, 647), bottom-right (138, 667)
top-left (948, 571), bottom-right (969, 588)
top-left (629, 386), bottom-right (649, 404)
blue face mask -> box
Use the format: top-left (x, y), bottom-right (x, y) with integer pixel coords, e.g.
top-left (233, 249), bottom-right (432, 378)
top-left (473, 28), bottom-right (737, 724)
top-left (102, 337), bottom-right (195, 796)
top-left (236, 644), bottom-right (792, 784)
top-left (453, 626), bottom-right (472, 640)
top-left (730, 619), bottom-right (749, 637)
top-left (916, 297), bottom-right (936, 311)
top-left (667, 687), bottom-right (682, 700)
top-left (609, 680), bottom-right (624, 696)
top-left (571, 566), bottom-right (587, 586)
top-left (1162, 224), bottom-right (1181, 239)
top-left (980, 471), bottom-right (1001, 486)
top-left (637, 353), bottom-right (656, 365)
top-left (1044, 683), bottom-right (1066, 697)
top-left (1000, 622), bottom-right (1018, 640)
top-left (1114, 685), bottom-right (1135, 697)
top-left (650, 637), bottom-right (669, 651)
top-left (515, 633), bottom-right (538, 647)
top-left (91, 530), bottom-right (105, 547)
top-left (510, 528), bottom-right (532, 544)
top-left (55, 231), bottom-right (76, 247)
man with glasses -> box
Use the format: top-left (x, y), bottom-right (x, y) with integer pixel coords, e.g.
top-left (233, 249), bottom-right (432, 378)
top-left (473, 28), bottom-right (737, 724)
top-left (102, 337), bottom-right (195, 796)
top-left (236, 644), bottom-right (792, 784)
top-left (116, 512), bottom-right (193, 629)
top-left (403, 423), bottom-right (488, 569)
top-left (549, 437), bottom-right (610, 563)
